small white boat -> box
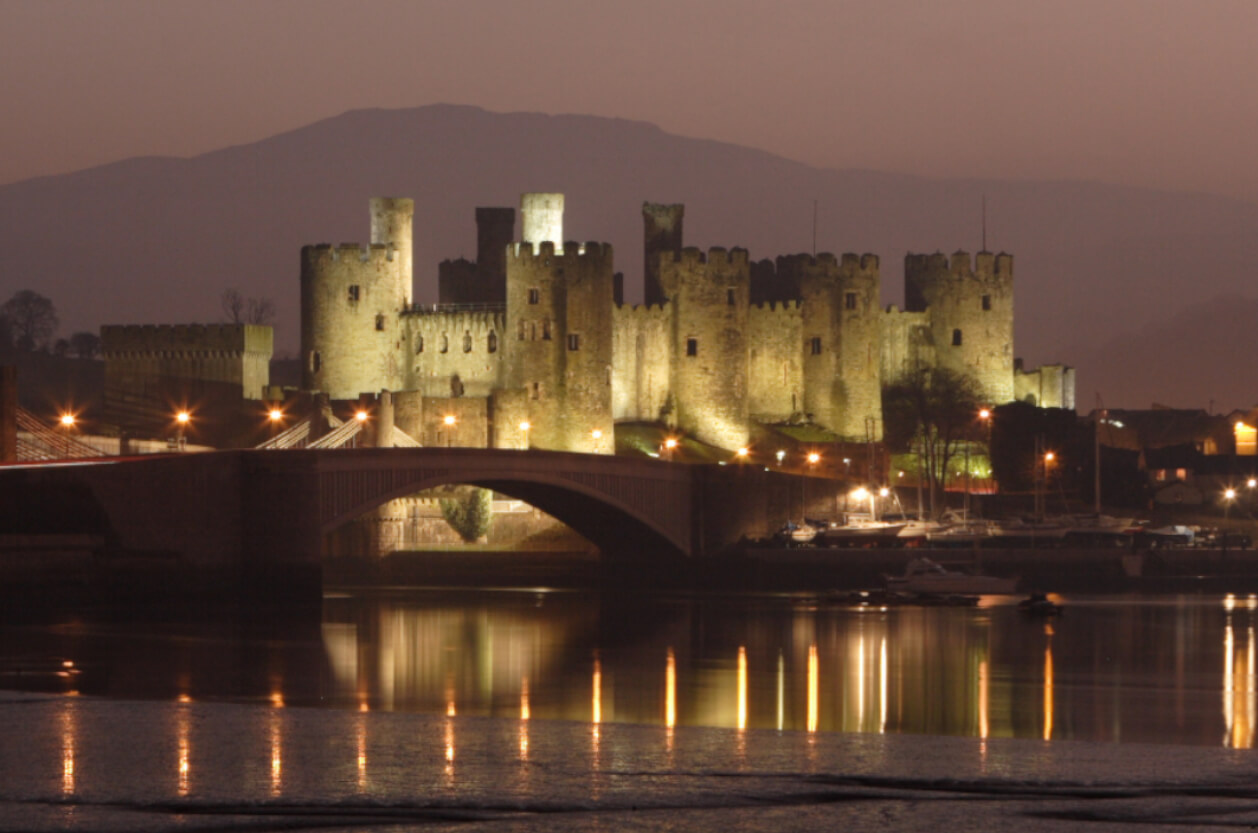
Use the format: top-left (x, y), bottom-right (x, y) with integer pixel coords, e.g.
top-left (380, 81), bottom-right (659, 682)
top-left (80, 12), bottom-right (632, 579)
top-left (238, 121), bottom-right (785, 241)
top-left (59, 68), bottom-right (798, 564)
top-left (821, 519), bottom-right (907, 545)
top-left (885, 557), bottom-right (1019, 595)
top-left (776, 521), bottom-right (820, 545)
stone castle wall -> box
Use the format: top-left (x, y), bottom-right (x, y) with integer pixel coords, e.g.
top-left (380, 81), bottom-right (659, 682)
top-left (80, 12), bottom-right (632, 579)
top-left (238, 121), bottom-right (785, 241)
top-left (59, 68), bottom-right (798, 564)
top-left (612, 302), bottom-right (672, 423)
top-left (661, 247), bottom-right (751, 450)
top-left (505, 241), bottom-right (615, 454)
top-left (1015, 363), bottom-right (1076, 409)
top-left (880, 306), bottom-right (934, 384)
top-left (400, 309), bottom-right (505, 397)
top-left (904, 251), bottom-right (1014, 404)
top-left (101, 323), bottom-right (273, 401)
top-left (747, 301), bottom-right (803, 422)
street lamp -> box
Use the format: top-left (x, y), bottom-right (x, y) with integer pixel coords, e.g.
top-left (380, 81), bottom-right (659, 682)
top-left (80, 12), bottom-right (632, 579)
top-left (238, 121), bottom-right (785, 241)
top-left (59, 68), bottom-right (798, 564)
top-left (663, 437), bottom-right (679, 461)
top-left (59, 413), bottom-right (76, 428)
top-left (1225, 487), bottom-right (1238, 520)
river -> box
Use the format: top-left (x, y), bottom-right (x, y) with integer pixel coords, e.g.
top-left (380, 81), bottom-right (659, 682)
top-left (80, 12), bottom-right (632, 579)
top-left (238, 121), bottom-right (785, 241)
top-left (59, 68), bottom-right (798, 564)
top-left (2, 588), bottom-right (1257, 831)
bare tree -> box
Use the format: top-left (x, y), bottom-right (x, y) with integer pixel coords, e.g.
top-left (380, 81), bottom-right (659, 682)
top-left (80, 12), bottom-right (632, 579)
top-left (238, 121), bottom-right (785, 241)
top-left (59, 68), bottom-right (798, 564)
top-left (246, 296), bottom-right (276, 325)
top-left (0, 290), bottom-right (58, 351)
top-left (222, 288), bottom-right (275, 326)
top-left (221, 288), bottom-right (246, 323)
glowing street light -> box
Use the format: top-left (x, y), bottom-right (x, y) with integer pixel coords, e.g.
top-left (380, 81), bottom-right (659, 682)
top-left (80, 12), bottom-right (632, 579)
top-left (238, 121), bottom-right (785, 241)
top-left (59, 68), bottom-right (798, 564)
top-left (355, 410), bottom-right (369, 423)
top-left (519, 421), bottom-right (531, 432)
top-left (175, 411), bottom-right (190, 426)
top-left (1044, 451), bottom-right (1055, 463)
top-left (1225, 487), bottom-right (1238, 519)
top-left (736, 447), bottom-right (749, 459)
top-left (1248, 478), bottom-right (1257, 489)
top-left (591, 429), bottom-right (603, 440)
top-left (807, 452), bottom-right (820, 465)
top-left (442, 414), bottom-right (456, 426)
top-left (268, 408), bottom-right (283, 423)
top-left (59, 413), bottom-right (76, 428)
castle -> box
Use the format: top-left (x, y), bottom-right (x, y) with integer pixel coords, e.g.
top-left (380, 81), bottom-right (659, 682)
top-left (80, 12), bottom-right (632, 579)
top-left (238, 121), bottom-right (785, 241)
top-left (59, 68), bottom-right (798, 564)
top-left (300, 195), bottom-right (1074, 454)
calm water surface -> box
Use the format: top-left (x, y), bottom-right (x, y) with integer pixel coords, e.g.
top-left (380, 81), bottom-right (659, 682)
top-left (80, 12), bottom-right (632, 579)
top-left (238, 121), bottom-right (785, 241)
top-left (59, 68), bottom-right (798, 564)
top-left (4, 589), bottom-right (1258, 831)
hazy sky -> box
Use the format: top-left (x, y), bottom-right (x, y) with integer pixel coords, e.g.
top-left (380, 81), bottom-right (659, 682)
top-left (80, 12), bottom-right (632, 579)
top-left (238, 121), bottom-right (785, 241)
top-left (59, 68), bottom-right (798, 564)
top-left (2, 0), bottom-right (1256, 202)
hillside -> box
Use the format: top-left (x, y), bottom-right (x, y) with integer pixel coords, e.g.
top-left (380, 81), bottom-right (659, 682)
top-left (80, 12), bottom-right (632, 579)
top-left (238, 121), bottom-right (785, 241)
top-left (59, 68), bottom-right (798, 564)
top-left (2, 104), bottom-right (1256, 408)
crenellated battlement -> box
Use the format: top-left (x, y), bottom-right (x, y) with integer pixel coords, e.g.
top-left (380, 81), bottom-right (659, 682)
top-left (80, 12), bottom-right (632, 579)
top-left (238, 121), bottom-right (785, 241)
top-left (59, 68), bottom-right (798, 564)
top-left (102, 323), bottom-right (273, 356)
top-left (402, 309), bottom-right (506, 334)
top-left (906, 250), bottom-right (1012, 281)
top-left (507, 241), bottom-right (612, 262)
top-left (750, 299), bottom-right (802, 314)
top-left (301, 242), bottom-right (398, 268)
top-left (615, 301), bottom-right (671, 316)
top-left (670, 246), bottom-right (750, 269)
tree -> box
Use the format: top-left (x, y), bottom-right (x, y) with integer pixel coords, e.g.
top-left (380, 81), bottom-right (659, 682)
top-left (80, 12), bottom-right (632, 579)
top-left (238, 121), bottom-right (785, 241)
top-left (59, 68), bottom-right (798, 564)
top-left (69, 331), bottom-right (101, 359)
top-left (439, 486), bottom-right (494, 543)
top-left (0, 290), bottom-right (58, 351)
top-left (882, 368), bottom-right (984, 518)
top-left (222, 288), bottom-right (276, 326)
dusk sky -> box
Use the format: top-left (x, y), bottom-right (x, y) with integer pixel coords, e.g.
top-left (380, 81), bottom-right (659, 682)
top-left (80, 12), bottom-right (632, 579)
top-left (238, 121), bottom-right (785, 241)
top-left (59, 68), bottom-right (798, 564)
top-left (3, 0), bottom-right (1257, 202)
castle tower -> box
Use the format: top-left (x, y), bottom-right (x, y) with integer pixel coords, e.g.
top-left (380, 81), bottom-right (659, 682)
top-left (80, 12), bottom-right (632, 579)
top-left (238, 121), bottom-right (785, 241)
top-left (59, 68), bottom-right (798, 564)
top-left (643, 203), bottom-right (684, 306)
top-left (504, 231), bottom-right (615, 454)
top-left (659, 247), bottom-right (751, 450)
top-left (369, 197), bottom-right (414, 308)
top-left (520, 193), bottom-right (564, 253)
top-left (797, 253), bottom-right (883, 441)
top-left (476, 207), bottom-right (515, 298)
top-left (904, 251), bottom-right (1014, 404)
top-left (301, 199), bottom-right (409, 398)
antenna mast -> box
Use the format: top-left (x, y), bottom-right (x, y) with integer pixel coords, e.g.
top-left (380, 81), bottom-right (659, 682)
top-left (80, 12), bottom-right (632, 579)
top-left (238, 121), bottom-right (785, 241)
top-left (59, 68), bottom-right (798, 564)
top-left (812, 199), bottom-right (818, 256)
top-left (981, 194), bottom-right (987, 251)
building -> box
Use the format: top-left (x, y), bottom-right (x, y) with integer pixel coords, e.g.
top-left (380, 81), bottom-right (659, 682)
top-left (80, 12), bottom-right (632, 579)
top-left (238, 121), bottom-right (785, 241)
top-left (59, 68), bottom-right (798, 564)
top-left (300, 194), bottom-right (1074, 453)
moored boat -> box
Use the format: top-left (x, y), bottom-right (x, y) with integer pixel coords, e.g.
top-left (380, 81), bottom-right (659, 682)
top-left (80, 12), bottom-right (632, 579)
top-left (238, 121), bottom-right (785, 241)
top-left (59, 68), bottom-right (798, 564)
top-left (885, 557), bottom-right (1020, 595)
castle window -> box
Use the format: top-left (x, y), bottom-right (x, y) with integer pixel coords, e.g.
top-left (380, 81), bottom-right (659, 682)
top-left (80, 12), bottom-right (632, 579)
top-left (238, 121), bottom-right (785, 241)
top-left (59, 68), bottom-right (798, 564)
top-left (567, 333), bottom-right (581, 351)
top-left (348, 285), bottom-right (360, 302)
top-left (542, 319), bottom-right (552, 340)
top-left (463, 331), bottom-right (472, 353)
top-left (440, 334), bottom-right (449, 353)
top-left (810, 336), bottom-right (822, 355)
top-left (310, 350), bottom-right (321, 373)
top-left (416, 335), bottom-right (423, 353)
top-left (952, 329), bottom-right (963, 346)
top-left (982, 295), bottom-right (991, 311)
top-left (488, 331), bottom-right (498, 353)
top-left (727, 288), bottom-right (736, 306)
top-left (528, 288), bottom-right (540, 305)
top-left (686, 337), bottom-right (698, 357)
top-left (845, 291), bottom-right (857, 310)
top-left (518, 319), bottom-right (526, 340)
top-left (375, 314), bottom-right (385, 331)
top-left (531, 382), bottom-right (542, 400)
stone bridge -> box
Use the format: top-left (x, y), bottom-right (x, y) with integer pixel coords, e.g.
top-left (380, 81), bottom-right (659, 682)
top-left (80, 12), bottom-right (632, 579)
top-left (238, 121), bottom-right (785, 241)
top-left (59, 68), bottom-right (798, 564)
top-left (0, 447), bottom-right (842, 599)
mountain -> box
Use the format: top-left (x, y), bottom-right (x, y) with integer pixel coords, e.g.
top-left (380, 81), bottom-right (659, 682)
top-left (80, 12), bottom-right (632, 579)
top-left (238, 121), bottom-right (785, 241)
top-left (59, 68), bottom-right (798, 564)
top-left (2, 103), bottom-right (1256, 409)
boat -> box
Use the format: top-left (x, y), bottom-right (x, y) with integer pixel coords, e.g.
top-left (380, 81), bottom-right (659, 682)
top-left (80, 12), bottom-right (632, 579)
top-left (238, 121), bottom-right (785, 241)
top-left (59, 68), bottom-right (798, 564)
top-left (884, 557), bottom-right (1020, 595)
top-left (820, 517), bottom-right (907, 546)
top-left (775, 520), bottom-right (820, 545)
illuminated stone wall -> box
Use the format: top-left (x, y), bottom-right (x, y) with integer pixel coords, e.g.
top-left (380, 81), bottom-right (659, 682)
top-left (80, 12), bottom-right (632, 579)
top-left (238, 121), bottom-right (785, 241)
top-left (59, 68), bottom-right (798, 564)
top-left (747, 301), bottom-right (803, 422)
top-left (101, 323), bottom-right (273, 401)
top-left (904, 251), bottom-right (1014, 404)
top-left (400, 309), bottom-right (505, 398)
top-left (642, 202), bottom-right (683, 306)
top-left (659, 247), bottom-right (751, 450)
top-left (880, 306), bottom-right (934, 384)
top-left (611, 302), bottom-right (672, 423)
top-left (504, 241), bottom-right (615, 454)
top-left (1015, 363), bottom-right (1076, 409)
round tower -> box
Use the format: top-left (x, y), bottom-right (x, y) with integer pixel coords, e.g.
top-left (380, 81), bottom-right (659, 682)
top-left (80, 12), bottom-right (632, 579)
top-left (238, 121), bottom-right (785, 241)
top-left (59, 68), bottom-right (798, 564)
top-left (504, 240), bottom-right (615, 453)
top-left (520, 193), bottom-right (565, 253)
top-left (904, 251), bottom-right (1014, 404)
top-left (643, 203), bottom-right (684, 306)
top-left (660, 247), bottom-right (750, 450)
top-left (301, 243), bottom-right (405, 399)
top-left (369, 197), bottom-right (414, 309)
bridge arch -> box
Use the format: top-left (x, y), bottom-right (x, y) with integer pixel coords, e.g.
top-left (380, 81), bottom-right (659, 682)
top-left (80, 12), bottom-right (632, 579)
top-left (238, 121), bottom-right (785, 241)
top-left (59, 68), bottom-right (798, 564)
top-left (311, 448), bottom-right (695, 558)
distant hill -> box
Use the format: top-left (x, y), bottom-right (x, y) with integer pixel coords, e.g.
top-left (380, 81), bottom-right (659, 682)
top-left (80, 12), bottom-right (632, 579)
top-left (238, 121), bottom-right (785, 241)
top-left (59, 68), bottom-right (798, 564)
top-left (2, 103), bottom-right (1257, 409)
top-left (1071, 294), bottom-right (1258, 412)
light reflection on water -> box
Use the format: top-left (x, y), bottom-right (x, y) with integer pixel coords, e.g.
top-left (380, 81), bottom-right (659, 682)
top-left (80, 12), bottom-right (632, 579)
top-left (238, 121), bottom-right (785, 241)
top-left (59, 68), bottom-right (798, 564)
top-left (5, 591), bottom-right (1258, 749)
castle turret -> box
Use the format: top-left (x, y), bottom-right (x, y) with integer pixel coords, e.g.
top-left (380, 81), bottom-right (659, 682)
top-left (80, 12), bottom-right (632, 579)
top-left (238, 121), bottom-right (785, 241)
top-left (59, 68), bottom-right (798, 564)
top-left (659, 247), bottom-right (751, 450)
top-left (796, 253), bottom-right (883, 440)
top-left (904, 251), bottom-right (1014, 403)
top-left (520, 193), bottom-right (565, 253)
top-left (369, 197), bottom-right (414, 308)
top-left (476, 207), bottom-right (515, 296)
top-left (302, 199), bottom-right (410, 398)
top-left (505, 222), bottom-right (615, 453)
top-left (643, 203), bottom-right (684, 306)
